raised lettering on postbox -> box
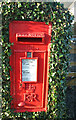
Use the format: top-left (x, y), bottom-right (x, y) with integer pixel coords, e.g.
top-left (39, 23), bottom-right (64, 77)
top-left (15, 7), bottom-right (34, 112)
top-left (16, 32), bottom-right (45, 38)
top-left (24, 85), bottom-right (37, 102)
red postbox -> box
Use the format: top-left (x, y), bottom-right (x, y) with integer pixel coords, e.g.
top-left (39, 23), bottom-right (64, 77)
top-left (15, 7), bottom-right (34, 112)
top-left (9, 21), bottom-right (52, 112)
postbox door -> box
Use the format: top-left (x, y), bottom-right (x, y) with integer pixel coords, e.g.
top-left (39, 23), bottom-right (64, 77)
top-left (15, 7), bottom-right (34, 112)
top-left (11, 50), bottom-right (47, 111)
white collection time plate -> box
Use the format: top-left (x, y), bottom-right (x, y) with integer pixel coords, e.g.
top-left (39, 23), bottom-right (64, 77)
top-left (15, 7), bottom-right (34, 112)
top-left (22, 59), bottom-right (37, 82)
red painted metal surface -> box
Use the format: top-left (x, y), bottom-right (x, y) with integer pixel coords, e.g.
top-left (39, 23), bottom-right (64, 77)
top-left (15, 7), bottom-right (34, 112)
top-left (9, 21), bottom-right (52, 112)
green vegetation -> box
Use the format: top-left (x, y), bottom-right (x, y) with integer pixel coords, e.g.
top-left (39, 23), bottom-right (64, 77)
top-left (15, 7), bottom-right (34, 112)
top-left (2, 2), bottom-right (74, 119)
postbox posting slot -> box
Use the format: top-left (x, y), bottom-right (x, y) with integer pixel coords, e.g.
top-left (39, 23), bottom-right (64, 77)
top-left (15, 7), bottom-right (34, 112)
top-left (18, 37), bottom-right (42, 42)
top-left (16, 32), bottom-right (45, 44)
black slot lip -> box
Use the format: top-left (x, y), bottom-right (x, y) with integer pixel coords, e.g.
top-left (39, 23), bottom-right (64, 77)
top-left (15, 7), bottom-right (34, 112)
top-left (18, 37), bottom-right (42, 43)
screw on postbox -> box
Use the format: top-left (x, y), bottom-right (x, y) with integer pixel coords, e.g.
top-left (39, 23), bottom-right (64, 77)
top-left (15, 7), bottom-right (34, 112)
top-left (9, 21), bottom-right (52, 112)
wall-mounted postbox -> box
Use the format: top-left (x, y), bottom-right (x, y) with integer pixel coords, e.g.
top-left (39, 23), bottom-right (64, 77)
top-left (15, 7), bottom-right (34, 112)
top-left (9, 21), bottom-right (52, 112)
